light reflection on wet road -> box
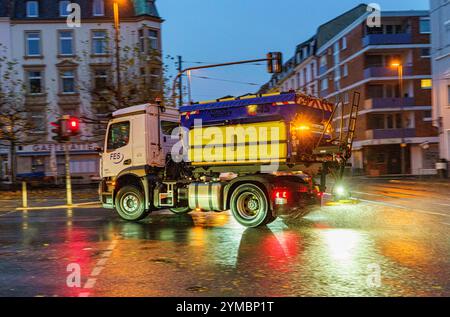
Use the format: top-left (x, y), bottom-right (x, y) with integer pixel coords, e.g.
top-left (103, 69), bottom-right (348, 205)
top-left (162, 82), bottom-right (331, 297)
top-left (0, 185), bottom-right (449, 297)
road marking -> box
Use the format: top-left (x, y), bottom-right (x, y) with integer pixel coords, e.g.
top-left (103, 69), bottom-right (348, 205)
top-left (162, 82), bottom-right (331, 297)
top-left (91, 266), bottom-right (104, 277)
top-left (441, 223), bottom-right (450, 227)
top-left (83, 278), bottom-right (97, 289)
top-left (356, 198), bottom-right (450, 218)
top-left (96, 258), bottom-right (108, 266)
top-left (353, 191), bottom-right (450, 208)
top-left (77, 239), bottom-right (119, 297)
top-left (0, 210), bottom-right (17, 217)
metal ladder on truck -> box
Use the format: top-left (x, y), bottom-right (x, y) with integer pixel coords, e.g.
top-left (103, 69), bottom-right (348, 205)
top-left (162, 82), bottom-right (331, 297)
top-left (313, 92), bottom-right (360, 192)
top-left (338, 92), bottom-right (361, 178)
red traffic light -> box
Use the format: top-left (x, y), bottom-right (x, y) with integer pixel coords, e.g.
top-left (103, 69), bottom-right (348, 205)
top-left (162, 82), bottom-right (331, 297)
top-left (68, 117), bottom-right (80, 136)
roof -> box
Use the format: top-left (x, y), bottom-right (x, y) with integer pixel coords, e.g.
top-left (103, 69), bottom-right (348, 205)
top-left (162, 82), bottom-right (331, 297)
top-left (316, 3), bottom-right (368, 49)
top-left (381, 10), bottom-right (429, 17)
top-left (180, 92), bottom-right (334, 113)
top-left (113, 104), bottom-right (150, 117)
top-left (4, 0), bottom-right (160, 20)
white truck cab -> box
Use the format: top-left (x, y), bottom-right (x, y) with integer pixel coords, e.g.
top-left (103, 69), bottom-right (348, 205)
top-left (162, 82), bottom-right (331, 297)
top-left (101, 103), bottom-right (179, 178)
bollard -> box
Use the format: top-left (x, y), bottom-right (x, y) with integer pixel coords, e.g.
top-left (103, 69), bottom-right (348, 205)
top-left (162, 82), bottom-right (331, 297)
top-left (22, 181), bottom-right (28, 208)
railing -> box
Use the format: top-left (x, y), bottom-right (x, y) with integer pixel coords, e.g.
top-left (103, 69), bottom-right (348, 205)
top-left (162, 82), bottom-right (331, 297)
top-left (364, 66), bottom-right (413, 78)
top-left (362, 33), bottom-right (412, 46)
top-left (365, 128), bottom-right (416, 139)
top-left (364, 97), bottom-right (415, 109)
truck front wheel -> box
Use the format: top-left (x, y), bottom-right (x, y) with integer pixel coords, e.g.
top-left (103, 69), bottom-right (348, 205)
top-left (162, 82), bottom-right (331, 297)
top-left (115, 185), bottom-right (149, 221)
top-left (230, 184), bottom-right (275, 228)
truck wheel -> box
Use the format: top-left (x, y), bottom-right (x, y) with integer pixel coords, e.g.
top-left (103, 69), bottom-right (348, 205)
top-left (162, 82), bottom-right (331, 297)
top-left (230, 184), bottom-right (274, 228)
top-left (115, 185), bottom-right (149, 221)
top-left (169, 206), bottom-right (191, 214)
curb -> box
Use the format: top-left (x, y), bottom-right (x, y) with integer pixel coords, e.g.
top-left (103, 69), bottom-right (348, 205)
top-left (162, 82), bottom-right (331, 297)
top-left (16, 201), bottom-right (101, 211)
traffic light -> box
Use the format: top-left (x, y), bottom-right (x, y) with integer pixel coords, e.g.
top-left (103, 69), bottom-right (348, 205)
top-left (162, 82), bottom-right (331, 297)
top-left (51, 116), bottom-right (80, 143)
top-left (51, 119), bottom-right (68, 143)
top-left (267, 53), bottom-right (273, 73)
top-left (274, 52), bottom-right (283, 74)
top-left (267, 52), bottom-right (283, 74)
top-left (67, 117), bottom-right (80, 136)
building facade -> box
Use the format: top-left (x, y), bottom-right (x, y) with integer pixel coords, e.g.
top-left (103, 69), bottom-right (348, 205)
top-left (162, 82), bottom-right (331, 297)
top-left (261, 5), bottom-right (439, 176)
top-left (430, 0), bottom-right (450, 161)
top-left (0, 0), bottom-right (162, 183)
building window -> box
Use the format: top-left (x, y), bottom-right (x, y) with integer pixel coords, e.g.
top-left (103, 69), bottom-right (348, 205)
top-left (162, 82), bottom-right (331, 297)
top-left (59, 30), bottom-right (74, 55)
top-left (419, 18), bottom-right (431, 34)
top-left (321, 79), bottom-right (328, 91)
top-left (27, 70), bottom-right (43, 94)
top-left (30, 112), bottom-right (46, 133)
top-left (26, 1), bottom-right (39, 17)
top-left (421, 79), bottom-right (432, 89)
top-left (342, 64), bottom-right (348, 77)
top-left (320, 55), bottom-right (327, 67)
top-left (341, 36), bottom-right (347, 50)
top-left (59, 1), bottom-right (71, 17)
top-left (60, 70), bottom-right (75, 93)
top-left (93, 68), bottom-right (109, 90)
top-left (344, 92), bottom-right (349, 104)
top-left (25, 31), bottom-right (41, 56)
top-left (93, 0), bottom-right (104, 16)
top-left (448, 86), bottom-right (450, 106)
top-left (92, 30), bottom-right (108, 55)
top-left (421, 48), bottom-right (431, 58)
top-left (148, 29), bottom-right (159, 50)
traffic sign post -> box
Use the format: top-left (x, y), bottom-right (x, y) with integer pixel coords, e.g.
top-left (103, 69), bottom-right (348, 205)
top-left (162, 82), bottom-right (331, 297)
top-left (50, 115), bottom-right (81, 206)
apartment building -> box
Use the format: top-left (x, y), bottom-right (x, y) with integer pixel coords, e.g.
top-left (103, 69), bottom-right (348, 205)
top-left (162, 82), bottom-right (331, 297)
top-left (261, 4), bottom-right (367, 97)
top-left (430, 0), bottom-right (450, 161)
top-left (0, 0), bottom-right (162, 183)
top-left (317, 10), bottom-right (438, 176)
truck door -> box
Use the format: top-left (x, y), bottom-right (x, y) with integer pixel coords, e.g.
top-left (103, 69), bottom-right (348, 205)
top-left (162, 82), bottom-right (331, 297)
top-left (161, 120), bottom-right (180, 160)
top-left (102, 120), bottom-right (132, 178)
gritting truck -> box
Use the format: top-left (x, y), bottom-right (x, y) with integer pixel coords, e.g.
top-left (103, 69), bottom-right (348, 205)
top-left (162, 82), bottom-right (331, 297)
top-left (99, 91), bottom-right (360, 227)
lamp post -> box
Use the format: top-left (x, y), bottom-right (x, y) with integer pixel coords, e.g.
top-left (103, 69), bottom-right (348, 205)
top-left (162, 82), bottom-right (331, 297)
top-left (113, 0), bottom-right (122, 108)
top-left (391, 61), bottom-right (407, 175)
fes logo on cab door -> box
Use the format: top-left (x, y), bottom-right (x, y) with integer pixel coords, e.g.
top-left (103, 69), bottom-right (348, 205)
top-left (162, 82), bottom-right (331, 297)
top-left (110, 152), bottom-right (124, 164)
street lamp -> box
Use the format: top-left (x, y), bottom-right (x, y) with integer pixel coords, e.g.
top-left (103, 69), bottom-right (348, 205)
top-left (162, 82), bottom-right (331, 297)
top-left (113, 0), bottom-right (122, 108)
top-left (390, 60), bottom-right (407, 175)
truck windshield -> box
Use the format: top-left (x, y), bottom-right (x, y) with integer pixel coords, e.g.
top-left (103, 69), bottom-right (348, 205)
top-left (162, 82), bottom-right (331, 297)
top-left (107, 121), bottom-right (130, 150)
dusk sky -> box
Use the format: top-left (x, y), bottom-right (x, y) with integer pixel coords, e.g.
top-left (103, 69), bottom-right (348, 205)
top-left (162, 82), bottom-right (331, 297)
top-left (158, 0), bottom-right (429, 103)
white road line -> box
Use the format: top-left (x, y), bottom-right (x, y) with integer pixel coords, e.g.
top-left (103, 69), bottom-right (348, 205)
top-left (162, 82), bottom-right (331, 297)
top-left (78, 239), bottom-right (119, 297)
top-left (96, 258), bottom-right (108, 266)
top-left (357, 198), bottom-right (450, 218)
top-left (101, 250), bottom-right (112, 257)
top-left (353, 191), bottom-right (450, 207)
top-left (91, 266), bottom-right (104, 277)
top-left (0, 210), bottom-right (17, 217)
top-left (83, 278), bottom-right (97, 289)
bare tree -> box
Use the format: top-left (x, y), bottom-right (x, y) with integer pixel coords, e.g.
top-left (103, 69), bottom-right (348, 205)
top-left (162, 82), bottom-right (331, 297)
top-left (0, 45), bottom-right (41, 183)
top-left (76, 39), bottom-right (172, 142)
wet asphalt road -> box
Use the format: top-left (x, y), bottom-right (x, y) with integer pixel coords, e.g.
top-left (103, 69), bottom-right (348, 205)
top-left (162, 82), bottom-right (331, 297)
top-left (0, 179), bottom-right (449, 297)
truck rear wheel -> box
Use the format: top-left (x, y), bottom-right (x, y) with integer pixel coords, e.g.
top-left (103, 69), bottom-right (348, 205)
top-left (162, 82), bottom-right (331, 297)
top-left (115, 185), bottom-right (149, 221)
top-left (169, 206), bottom-right (191, 214)
top-left (230, 184), bottom-right (274, 228)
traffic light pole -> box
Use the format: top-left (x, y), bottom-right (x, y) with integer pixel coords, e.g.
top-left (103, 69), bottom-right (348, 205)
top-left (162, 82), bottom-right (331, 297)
top-left (171, 53), bottom-right (283, 107)
top-left (65, 144), bottom-right (72, 206)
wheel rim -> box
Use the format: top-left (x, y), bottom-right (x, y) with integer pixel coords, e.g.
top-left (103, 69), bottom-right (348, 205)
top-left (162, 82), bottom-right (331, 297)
top-left (236, 192), bottom-right (261, 219)
top-left (121, 193), bottom-right (139, 215)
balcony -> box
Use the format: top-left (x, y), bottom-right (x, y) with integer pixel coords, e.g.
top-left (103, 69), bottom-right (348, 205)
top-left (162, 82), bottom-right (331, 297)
top-left (365, 128), bottom-right (416, 140)
top-left (362, 33), bottom-right (412, 47)
top-left (364, 66), bottom-right (412, 78)
top-left (364, 97), bottom-right (415, 110)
